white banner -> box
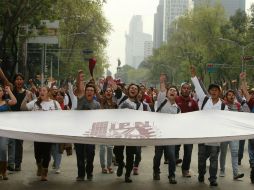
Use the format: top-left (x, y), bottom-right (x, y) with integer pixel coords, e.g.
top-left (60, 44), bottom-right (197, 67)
top-left (0, 109), bottom-right (254, 146)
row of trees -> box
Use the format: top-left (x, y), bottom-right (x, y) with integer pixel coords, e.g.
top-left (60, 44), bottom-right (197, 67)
top-left (0, 0), bottom-right (110, 81)
top-left (117, 3), bottom-right (254, 88)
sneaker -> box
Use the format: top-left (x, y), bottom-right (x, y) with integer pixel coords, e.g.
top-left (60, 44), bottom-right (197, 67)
top-left (219, 170), bottom-right (225, 177)
top-left (233, 173), bottom-right (244, 180)
top-left (117, 165), bottom-right (124, 177)
top-left (133, 167), bottom-right (139, 175)
top-left (76, 176), bottom-right (85, 181)
top-left (55, 169), bottom-right (61, 174)
top-left (169, 176), bottom-right (177, 184)
top-left (210, 180), bottom-right (218, 186)
top-left (198, 175), bottom-right (204, 183)
top-left (107, 167), bottom-right (114, 174)
top-left (182, 170), bottom-right (191, 178)
top-left (153, 173), bottom-right (160, 180)
top-left (176, 159), bottom-right (182, 165)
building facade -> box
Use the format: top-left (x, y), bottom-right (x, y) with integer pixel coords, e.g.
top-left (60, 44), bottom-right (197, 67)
top-left (125, 15), bottom-right (152, 68)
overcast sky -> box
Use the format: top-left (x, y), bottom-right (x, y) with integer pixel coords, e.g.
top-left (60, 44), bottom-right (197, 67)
top-left (103, 0), bottom-right (254, 74)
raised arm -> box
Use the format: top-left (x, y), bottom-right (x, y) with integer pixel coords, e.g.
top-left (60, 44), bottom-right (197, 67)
top-left (240, 72), bottom-right (251, 102)
top-left (5, 86), bottom-right (17, 106)
top-left (74, 70), bottom-right (85, 98)
top-left (190, 66), bottom-right (206, 102)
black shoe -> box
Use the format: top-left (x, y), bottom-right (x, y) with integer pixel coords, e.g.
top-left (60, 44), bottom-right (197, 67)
top-left (87, 174), bottom-right (93, 181)
top-left (176, 159), bottom-right (182, 165)
top-left (238, 160), bottom-right (241, 165)
top-left (198, 175), bottom-right (204, 183)
top-left (169, 176), bottom-right (177, 184)
top-left (7, 165), bottom-right (15, 171)
top-left (164, 160), bottom-right (168, 164)
top-left (15, 165), bottom-right (21, 171)
top-left (234, 173), bottom-right (244, 180)
top-left (125, 176), bottom-right (132, 183)
top-left (210, 181), bottom-right (218, 186)
top-left (153, 173), bottom-right (160, 180)
top-left (117, 166), bottom-right (124, 177)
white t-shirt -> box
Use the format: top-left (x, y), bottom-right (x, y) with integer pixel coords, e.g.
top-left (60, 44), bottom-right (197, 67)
top-left (26, 99), bottom-right (61, 111)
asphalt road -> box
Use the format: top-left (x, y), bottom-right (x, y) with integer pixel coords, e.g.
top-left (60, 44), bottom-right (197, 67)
top-left (1, 141), bottom-right (254, 190)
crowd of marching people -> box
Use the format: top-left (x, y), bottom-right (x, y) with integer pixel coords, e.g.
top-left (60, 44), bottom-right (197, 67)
top-left (0, 66), bottom-right (254, 187)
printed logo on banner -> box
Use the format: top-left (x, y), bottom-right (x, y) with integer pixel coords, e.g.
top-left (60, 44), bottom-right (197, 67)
top-left (83, 121), bottom-right (159, 139)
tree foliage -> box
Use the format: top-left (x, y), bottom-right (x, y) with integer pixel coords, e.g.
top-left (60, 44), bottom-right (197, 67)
top-left (148, 3), bottom-right (254, 87)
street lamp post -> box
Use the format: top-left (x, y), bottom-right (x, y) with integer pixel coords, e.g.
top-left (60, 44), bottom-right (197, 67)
top-left (219, 38), bottom-right (254, 72)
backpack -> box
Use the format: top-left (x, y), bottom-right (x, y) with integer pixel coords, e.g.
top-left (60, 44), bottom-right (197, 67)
top-left (201, 96), bottom-right (225, 110)
top-left (118, 95), bottom-right (128, 107)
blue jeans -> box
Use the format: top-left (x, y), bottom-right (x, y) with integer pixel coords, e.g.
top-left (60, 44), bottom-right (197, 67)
top-left (220, 141), bottom-right (239, 176)
top-left (0, 137), bottom-right (8, 161)
top-left (153, 145), bottom-right (176, 177)
top-left (99, 145), bottom-right (113, 168)
top-left (8, 138), bottom-right (15, 165)
top-left (249, 139), bottom-right (254, 168)
top-left (51, 144), bottom-right (62, 169)
top-left (74, 144), bottom-right (95, 178)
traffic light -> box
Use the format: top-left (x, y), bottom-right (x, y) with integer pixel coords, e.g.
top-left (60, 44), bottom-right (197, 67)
top-left (207, 63), bottom-right (215, 73)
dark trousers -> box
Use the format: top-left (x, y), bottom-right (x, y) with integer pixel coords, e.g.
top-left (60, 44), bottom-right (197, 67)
top-left (238, 140), bottom-right (245, 162)
top-left (113, 146), bottom-right (136, 177)
top-left (182, 144), bottom-right (193, 171)
top-left (134, 146), bottom-right (141, 167)
top-left (15, 139), bottom-right (23, 166)
top-left (198, 144), bottom-right (219, 182)
top-left (34, 142), bottom-right (52, 168)
top-left (74, 144), bottom-right (95, 178)
top-left (175, 145), bottom-right (181, 160)
top-left (153, 145), bottom-right (176, 177)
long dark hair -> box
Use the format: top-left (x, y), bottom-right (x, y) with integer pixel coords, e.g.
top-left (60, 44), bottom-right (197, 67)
top-left (35, 86), bottom-right (50, 109)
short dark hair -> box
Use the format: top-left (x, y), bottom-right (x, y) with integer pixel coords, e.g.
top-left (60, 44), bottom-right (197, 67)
top-left (208, 83), bottom-right (221, 91)
top-left (85, 84), bottom-right (96, 92)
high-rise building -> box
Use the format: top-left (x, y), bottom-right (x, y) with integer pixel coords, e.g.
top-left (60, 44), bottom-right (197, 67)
top-left (125, 15), bottom-right (152, 68)
top-left (153, 0), bottom-right (192, 49)
top-left (153, 0), bottom-right (164, 49)
top-left (163, 0), bottom-right (192, 42)
top-left (144, 41), bottom-right (153, 59)
top-left (193, 0), bottom-right (246, 17)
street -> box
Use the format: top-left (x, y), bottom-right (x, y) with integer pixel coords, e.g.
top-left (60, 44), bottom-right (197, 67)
top-left (1, 141), bottom-right (253, 190)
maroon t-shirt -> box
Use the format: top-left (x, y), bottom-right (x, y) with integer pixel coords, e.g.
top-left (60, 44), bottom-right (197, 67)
top-left (248, 97), bottom-right (254, 112)
top-left (175, 96), bottom-right (199, 113)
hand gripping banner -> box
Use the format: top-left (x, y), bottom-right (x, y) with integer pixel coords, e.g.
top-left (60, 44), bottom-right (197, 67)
top-left (0, 109), bottom-right (254, 146)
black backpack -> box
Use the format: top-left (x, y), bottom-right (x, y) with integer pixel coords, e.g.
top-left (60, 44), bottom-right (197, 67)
top-left (201, 96), bottom-right (225, 110)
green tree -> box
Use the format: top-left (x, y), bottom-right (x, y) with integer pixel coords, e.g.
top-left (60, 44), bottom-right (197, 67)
top-left (0, 0), bottom-right (56, 79)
